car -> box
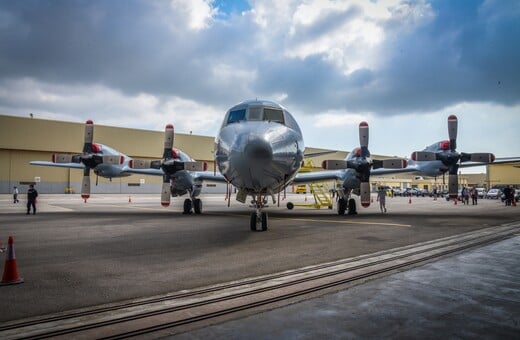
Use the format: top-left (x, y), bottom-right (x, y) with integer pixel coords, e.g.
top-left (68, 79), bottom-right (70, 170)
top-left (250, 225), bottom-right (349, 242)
top-left (475, 188), bottom-right (486, 199)
top-left (392, 188), bottom-right (403, 196)
top-left (516, 189), bottom-right (520, 202)
top-left (485, 188), bottom-right (501, 199)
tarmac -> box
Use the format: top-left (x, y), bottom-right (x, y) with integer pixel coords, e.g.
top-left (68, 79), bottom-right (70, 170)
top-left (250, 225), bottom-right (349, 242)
top-left (0, 193), bottom-right (519, 338)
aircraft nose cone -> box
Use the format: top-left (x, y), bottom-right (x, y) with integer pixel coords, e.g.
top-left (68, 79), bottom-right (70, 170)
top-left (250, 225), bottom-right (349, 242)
top-left (244, 137), bottom-right (272, 163)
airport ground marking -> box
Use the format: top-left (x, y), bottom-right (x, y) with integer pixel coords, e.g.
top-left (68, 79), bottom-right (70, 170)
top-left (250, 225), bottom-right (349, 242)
top-left (212, 212), bottom-right (411, 227)
top-left (278, 217), bottom-right (412, 228)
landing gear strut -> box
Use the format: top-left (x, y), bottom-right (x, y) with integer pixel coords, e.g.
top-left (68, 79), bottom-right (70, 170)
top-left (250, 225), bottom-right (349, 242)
top-left (250, 195), bottom-right (268, 231)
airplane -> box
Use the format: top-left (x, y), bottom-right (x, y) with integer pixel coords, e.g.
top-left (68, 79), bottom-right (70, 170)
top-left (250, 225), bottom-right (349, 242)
top-left (30, 120), bottom-right (133, 201)
top-left (293, 121), bottom-right (408, 216)
top-left (125, 124), bottom-right (225, 214)
top-left (30, 120), bottom-right (221, 211)
top-left (406, 114), bottom-right (515, 198)
top-left (31, 103), bottom-right (519, 233)
top-left (212, 99), bottom-right (408, 231)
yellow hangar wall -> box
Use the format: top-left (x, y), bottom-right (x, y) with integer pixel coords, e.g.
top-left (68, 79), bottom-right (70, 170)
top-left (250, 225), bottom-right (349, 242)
top-left (0, 115), bottom-right (216, 194)
top-left (1, 114), bottom-right (518, 194)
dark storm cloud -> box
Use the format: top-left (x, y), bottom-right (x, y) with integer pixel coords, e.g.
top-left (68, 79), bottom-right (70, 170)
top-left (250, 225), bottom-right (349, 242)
top-left (0, 0), bottom-right (519, 117)
top-left (345, 0), bottom-right (520, 115)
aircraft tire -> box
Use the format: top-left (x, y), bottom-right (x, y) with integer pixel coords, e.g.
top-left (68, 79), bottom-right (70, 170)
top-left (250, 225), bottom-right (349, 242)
top-left (348, 198), bottom-right (357, 215)
top-left (287, 202), bottom-right (294, 210)
top-left (183, 199), bottom-right (192, 214)
top-left (250, 213), bottom-right (257, 231)
top-left (337, 198), bottom-right (346, 215)
top-left (193, 198), bottom-right (202, 214)
top-left (261, 212), bottom-right (268, 231)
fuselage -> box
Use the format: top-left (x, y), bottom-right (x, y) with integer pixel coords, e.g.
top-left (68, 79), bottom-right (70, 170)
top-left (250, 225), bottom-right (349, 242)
top-left (215, 100), bottom-right (304, 196)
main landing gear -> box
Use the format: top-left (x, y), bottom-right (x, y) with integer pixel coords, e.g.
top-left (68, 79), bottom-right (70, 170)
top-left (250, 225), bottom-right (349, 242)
top-left (250, 195), bottom-right (269, 231)
top-left (183, 198), bottom-right (203, 214)
top-left (337, 197), bottom-right (357, 215)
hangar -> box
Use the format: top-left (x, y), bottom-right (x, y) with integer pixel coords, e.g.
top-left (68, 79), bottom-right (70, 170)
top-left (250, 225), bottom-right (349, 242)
top-left (1, 114), bottom-right (518, 194)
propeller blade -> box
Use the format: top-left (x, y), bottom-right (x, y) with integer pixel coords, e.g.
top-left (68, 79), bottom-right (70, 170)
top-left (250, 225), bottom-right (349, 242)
top-left (359, 121), bottom-right (369, 158)
top-left (360, 182), bottom-right (370, 207)
top-left (447, 115), bottom-right (457, 151)
top-left (83, 120), bottom-right (94, 153)
top-left (448, 174), bottom-right (458, 199)
top-left (81, 168), bottom-right (91, 200)
top-left (163, 124), bottom-right (174, 160)
top-left (161, 182), bottom-right (171, 207)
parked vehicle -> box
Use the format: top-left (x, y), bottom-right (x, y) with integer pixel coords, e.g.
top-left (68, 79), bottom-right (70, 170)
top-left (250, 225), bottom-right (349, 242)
top-left (485, 188), bottom-right (501, 199)
top-left (475, 188), bottom-right (486, 199)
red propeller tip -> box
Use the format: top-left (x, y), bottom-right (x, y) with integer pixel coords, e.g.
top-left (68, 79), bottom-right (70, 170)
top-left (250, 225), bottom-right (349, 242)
top-left (166, 124), bottom-right (174, 129)
top-left (448, 115), bottom-right (457, 121)
top-left (86, 120), bottom-right (93, 125)
top-left (359, 121), bottom-right (368, 127)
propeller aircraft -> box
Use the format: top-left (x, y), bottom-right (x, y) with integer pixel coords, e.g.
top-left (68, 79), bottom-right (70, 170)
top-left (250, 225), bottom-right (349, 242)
top-left (30, 101), bottom-right (519, 232)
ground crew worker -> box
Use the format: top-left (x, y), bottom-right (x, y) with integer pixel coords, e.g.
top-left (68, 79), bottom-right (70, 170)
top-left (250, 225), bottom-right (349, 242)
top-left (376, 186), bottom-right (387, 213)
top-left (13, 186), bottom-right (19, 203)
top-left (27, 184), bottom-right (38, 214)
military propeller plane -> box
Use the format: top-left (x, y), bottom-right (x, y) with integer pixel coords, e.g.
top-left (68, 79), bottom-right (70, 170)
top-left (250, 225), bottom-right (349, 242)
top-left (30, 120), bottom-right (222, 212)
top-left (30, 101), bottom-right (519, 232)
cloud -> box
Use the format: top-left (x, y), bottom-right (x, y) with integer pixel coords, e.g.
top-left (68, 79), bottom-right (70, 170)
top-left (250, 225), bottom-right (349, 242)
top-left (0, 0), bottom-right (519, 159)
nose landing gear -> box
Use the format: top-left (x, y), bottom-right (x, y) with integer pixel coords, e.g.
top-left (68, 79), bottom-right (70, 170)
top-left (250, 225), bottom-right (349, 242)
top-left (250, 195), bottom-right (268, 231)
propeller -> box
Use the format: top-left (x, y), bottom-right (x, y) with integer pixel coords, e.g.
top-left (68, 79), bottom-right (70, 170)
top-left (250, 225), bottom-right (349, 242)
top-left (51, 120), bottom-right (123, 201)
top-left (411, 115), bottom-right (495, 199)
top-left (322, 122), bottom-right (407, 208)
top-left (161, 124), bottom-right (175, 207)
top-left (129, 123), bottom-right (207, 207)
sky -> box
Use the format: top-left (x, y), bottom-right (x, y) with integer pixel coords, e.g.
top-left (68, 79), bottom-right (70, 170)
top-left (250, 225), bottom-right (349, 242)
top-left (0, 0), bottom-right (519, 173)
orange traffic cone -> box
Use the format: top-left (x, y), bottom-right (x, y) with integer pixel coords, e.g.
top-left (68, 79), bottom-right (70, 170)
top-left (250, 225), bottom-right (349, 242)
top-left (454, 198), bottom-right (458, 205)
top-left (1, 236), bottom-right (24, 286)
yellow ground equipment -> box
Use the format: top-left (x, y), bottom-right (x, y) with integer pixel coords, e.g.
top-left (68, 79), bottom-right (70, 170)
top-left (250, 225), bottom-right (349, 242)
top-left (287, 183), bottom-right (333, 210)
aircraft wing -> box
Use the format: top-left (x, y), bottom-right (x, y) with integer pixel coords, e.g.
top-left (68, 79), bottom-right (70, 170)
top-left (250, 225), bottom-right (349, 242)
top-left (124, 168), bottom-right (227, 183)
top-left (30, 161), bottom-right (85, 170)
top-left (370, 167), bottom-right (419, 176)
top-left (459, 157), bottom-right (520, 168)
top-left (124, 168), bottom-right (163, 176)
top-left (293, 170), bottom-right (344, 184)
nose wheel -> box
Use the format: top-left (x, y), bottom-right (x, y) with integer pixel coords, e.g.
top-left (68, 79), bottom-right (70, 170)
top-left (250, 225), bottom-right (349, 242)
top-left (250, 211), bottom-right (268, 231)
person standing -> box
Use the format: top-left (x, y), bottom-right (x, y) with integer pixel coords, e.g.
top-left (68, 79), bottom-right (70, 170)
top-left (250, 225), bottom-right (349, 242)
top-left (376, 186), bottom-right (387, 213)
top-left (471, 187), bottom-right (478, 205)
top-left (27, 184), bottom-right (38, 215)
top-left (13, 186), bottom-right (19, 203)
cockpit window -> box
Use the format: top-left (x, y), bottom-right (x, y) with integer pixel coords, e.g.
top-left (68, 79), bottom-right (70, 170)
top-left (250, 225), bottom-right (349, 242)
top-left (248, 106), bottom-right (263, 120)
top-left (263, 108), bottom-right (284, 124)
top-left (227, 109), bottom-right (246, 124)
